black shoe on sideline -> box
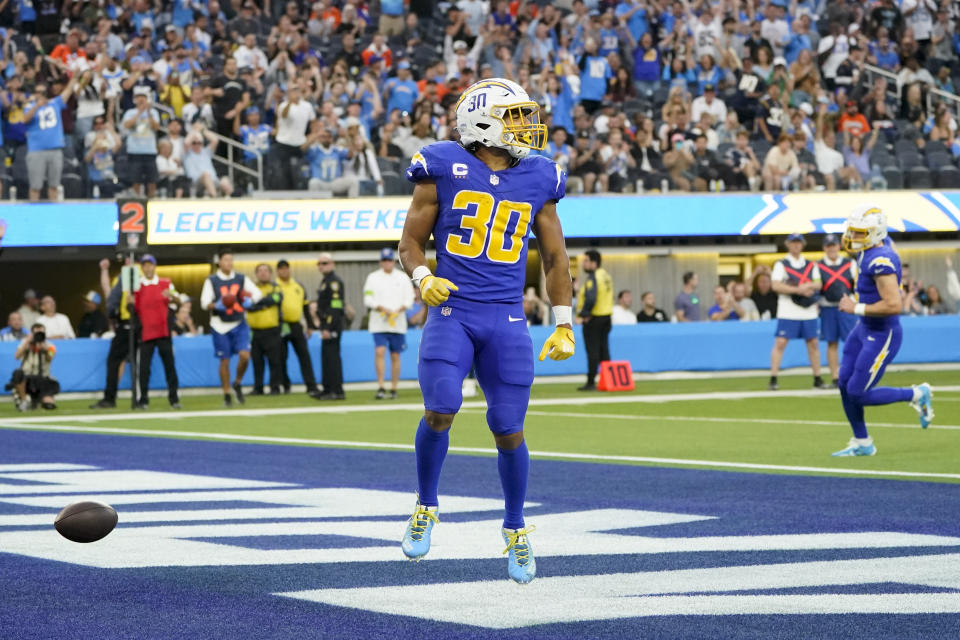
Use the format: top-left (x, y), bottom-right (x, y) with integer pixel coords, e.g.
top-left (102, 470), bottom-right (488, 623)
top-left (375, 388), bottom-right (386, 400)
top-left (307, 389), bottom-right (324, 400)
top-left (133, 402), bottom-right (148, 410)
top-left (232, 382), bottom-right (245, 405)
top-left (249, 389), bottom-right (265, 396)
top-left (41, 402), bottom-right (56, 410)
top-left (577, 383), bottom-right (596, 392)
top-left (224, 394), bottom-right (233, 408)
top-left (169, 401), bottom-right (182, 410)
top-left (389, 390), bottom-right (398, 400)
top-left (89, 399), bottom-right (116, 409)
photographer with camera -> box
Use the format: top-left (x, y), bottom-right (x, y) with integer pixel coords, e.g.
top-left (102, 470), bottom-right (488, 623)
top-left (7, 323), bottom-right (60, 411)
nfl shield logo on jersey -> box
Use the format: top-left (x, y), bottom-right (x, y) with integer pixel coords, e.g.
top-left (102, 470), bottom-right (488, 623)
top-left (489, 175), bottom-right (499, 185)
top-left (441, 306), bottom-right (452, 316)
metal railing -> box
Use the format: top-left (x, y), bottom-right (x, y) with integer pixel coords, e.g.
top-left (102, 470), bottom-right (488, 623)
top-left (862, 62), bottom-right (960, 121)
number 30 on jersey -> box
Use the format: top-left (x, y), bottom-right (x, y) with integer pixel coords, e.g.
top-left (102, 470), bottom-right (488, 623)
top-left (446, 190), bottom-right (532, 264)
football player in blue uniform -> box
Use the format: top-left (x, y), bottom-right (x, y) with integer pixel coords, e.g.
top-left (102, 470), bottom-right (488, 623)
top-left (833, 204), bottom-right (934, 456)
top-left (397, 78), bottom-right (575, 584)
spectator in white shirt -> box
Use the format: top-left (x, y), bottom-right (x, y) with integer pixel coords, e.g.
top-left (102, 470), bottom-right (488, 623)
top-left (691, 84), bottom-right (727, 126)
top-left (272, 83), bottom-right (316, 189)
top-left (233, 34), bottom-right (269, 73)
top-left (36, 296), bottom-right (76, 340)
top-left (362, 248), bottom-right (414, 400)
top-left (611, 290), bottom-right (639, 325)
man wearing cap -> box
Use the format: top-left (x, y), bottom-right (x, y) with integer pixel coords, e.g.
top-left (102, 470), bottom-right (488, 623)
top-left (276, 259), bottom-right (322, 398)
top-left (769, 233), bottom-right (824, 390)
top-left (16, 290), bottom-right (41, 328)
top-left (818, 233), bottom-right (858, 387)
top-left (384, 61), bottom-right (419, 117)
top-left (77, 291), bottom-right (109, 338)
top-left (363, 248), bottom-right (414, 400)
top-left (133, 255), bottom-right (181, 409)
top-left (201, 249), bottom-right (263, 407)
top-left (246, 263), bottom-right (285, 396)
top-left (691, 84), bottom-right (727, 126)
top-left (23, 79), bottom-right (77, 202)
top-left (122, 86), bottom-right (161, 196)
top-left (315, 253), bottom-right (346, 400)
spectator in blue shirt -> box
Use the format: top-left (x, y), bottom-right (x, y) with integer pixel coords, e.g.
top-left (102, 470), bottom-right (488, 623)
top-left (597, 14), bottom-right (621, 57)
top-left (383, 61), bottom-right (419, 116)
top-left (578, 38), bottom-right (612, 113)
top-left (540, 70), bottom-right (577, 135)
top-left (628, 31), bottom-right (661, 97)
top-left (235, 106), bottom-right (271, 164)
top-left (23, 80), bottom-right (76, 202)
top-left (868, 29), bottom-right (901, 71)
top-left (615, 0), bottom-right (648, 42)
top-left (708, 285), bottom-right (739, 321)
top-left (18, 0), bottom-right (36, 33)
top-left (303, 122), bottom-right (359, 197)
top-left (693, 55), bottom-right (724, 96)
top-left (379, 0), bottom-right (405, 36)
top-left (122, 86), bottom-right (161, 196)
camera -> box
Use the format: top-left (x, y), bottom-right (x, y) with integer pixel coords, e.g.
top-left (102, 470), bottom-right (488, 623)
top-left (32, 331), bottom-right (45, 344)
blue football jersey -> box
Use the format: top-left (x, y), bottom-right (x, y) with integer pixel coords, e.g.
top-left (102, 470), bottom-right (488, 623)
top-left (856, 238), bottom-right (901, 329)
top-left (406, 141), bottom-right (566, 304)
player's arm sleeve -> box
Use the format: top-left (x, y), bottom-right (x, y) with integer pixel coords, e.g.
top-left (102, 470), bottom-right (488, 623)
top-left (405, 145), bottom-right (440, 183)
top-left (244, 276), bottom-right (263, 302)
top-left (200, 278), bottom-right (214, 309)
top-left (867, 255), bottom-right (897, 277)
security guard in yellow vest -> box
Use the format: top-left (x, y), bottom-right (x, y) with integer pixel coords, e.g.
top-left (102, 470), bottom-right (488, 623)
top-left (576, 249), bottom-right (614, 391)
top-left (247, 263), bottom-right (284, 395)
top-left (276, 259), bottom-right (322, 398)
top-left (90, 257), bottom-right (141, 409)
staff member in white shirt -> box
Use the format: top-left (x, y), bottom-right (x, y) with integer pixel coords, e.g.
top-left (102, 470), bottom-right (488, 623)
top-left (611, 290), bottom-right (638, 325)
top-left (36, 296), bottom-right (76, 340)
top-left (363, 248), bottom-right (414, 400)
top-left (271, 83), bottom-right (316, 189)
top-left (769, 233), bottom-right (824, 391)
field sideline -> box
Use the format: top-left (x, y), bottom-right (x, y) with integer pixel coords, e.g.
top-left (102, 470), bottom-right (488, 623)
top-left (1, 368), bottom-right (956, 483)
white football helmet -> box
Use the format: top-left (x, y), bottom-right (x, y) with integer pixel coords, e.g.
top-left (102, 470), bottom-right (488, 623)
top-left (455, 78), bottom-right (547, 159)
top-left (843, 203), bottom-right (888, 252)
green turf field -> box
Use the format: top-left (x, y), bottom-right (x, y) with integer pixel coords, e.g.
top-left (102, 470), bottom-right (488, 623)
top-left (1, 369), bottom-right (956, 482)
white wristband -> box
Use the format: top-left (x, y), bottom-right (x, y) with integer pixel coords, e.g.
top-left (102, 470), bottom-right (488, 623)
top-left (854, 303), bottom-right (866, 316)
top-left (411, 265), bottom-right (432, 287)
top-left (553, 305), bottom-right (573, 326)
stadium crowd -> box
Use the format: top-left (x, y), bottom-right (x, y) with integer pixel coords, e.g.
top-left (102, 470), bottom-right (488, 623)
top-left (3, 0), bottom-right (960, 199)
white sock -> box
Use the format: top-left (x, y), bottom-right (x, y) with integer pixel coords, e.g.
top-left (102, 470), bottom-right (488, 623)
top-left (855, 437), bottom-right (873, 446)
top-left (912, 386), bottom-right (922, 402)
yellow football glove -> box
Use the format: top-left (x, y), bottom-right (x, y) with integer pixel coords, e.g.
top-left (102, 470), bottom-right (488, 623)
top-left (538, 326), bottom-right (575, 361)
top-left (420, 275), bottom-right (458, 307)
top-left (386, 311), bottom-right (400, 327)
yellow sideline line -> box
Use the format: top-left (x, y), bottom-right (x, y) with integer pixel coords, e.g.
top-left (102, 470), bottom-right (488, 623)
top-left (0, 422), bottom-right (958, 481)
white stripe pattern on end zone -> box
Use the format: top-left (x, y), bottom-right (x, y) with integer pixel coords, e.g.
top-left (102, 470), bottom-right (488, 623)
top-left (1, 422), bottom-right (959, 481)
top-left (4, 385), bottom-right (959, 425)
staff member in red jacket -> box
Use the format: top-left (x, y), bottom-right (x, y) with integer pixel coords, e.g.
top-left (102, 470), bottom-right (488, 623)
top-left (133, 254), bottom-right (181, 409)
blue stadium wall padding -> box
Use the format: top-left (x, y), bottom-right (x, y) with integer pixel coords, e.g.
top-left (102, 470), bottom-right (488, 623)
top-left (1, 316), bottom-right (957, 393)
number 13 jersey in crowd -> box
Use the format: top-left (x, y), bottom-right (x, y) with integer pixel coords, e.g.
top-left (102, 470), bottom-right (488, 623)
top-left (406, 141), bottom-right (565, 304)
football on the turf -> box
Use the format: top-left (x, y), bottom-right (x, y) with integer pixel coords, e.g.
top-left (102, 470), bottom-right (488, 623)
top-left (221, 292), bottom-right (237, 307)
top-left (54, 501), bottom-right (118, 543)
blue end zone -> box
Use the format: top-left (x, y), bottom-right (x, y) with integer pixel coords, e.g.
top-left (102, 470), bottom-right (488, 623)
top-left (0, 430), bottom-right (958, 639)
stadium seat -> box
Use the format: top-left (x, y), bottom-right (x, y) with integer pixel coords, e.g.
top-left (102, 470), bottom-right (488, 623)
top-left (926, 151), bottom-right (952, 169)
top-left (882, 166), bottom-right (903, 189)
top-left (894, 139), bottom-right (921, 156)
top-left (897, 152), bottom-right (923, 170)
top-left (60, 173), bottom-right (84, 199)
top-left (925, 140), bottom-right (948, 156)
top-left (906, 165), bottom-right (933, 188)
top-left (935, 165), bottom-right (960, 188)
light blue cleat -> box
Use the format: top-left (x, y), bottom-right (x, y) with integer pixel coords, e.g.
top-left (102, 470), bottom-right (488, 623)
top-left (832, 438), bottom-right (877, 457)
top-left (401, 502), bottom-right (438, 560)
top-left (910, 383), bottom-right (934, 429)
top-left (502, 525), bottom-right (537, 584)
